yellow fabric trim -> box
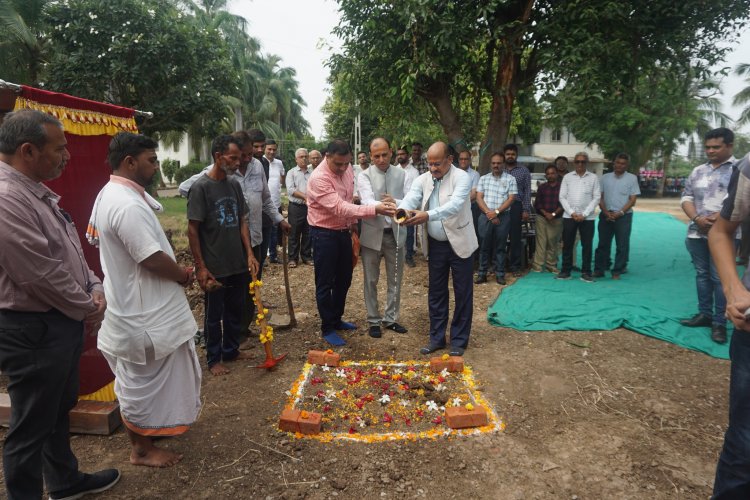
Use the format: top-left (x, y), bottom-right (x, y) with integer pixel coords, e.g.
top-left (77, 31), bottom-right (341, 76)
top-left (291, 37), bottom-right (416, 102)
top-left (78, 380), bottom-right (116, 402)
top-left (13, 97), bottom-right (138, 136)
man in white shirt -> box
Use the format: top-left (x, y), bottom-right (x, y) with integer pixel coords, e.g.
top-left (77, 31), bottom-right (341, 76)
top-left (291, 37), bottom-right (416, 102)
top-left (265, 139), bottom-right (285, 264)
top-left (557, 151), bottom-right (601, 282)
top-left (90, 133), bottom-right (201, 468)
top-left (286, 148), bottom-right (313, 266)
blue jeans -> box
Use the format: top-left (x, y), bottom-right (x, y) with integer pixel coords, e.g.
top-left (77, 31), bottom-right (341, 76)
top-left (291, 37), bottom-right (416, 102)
top-left (477, 212), bottom-right (510, 278)
top-left (427, 237), bottom-right (473, 350)
top-left (204, 271), bottom-right (249, 367)
top-left (406, 226), bottom-right (415, 260)
top-left (685, 237), bottom-right (727, 325)
top-left (311, 227), bottom-right (353, 333)
top-left (594, 212), bottom-right (633, 274)
top-left (714, 329), bottom-right (750, 499)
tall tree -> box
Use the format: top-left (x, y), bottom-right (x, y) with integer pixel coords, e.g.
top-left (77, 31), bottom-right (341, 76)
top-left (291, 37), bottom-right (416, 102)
top-left (0, 0), bottom-right (49, 84)
top-left (331, 0), bottom-right (749, 172)
top-left (734, 63), bottom-right (750, 127)
top-left (43, 0), bottom-right (237, 135)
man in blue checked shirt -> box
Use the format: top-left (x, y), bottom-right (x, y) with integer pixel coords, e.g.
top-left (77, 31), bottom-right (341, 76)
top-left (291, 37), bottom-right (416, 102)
top-left (503, 143), bottom-right (532, 277)
top-left (475, 152), bottom-right (517, 285)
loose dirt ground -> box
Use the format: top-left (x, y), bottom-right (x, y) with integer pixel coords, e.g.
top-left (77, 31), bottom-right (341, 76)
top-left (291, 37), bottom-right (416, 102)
top-left (1, 198), bottom-right (730, 499)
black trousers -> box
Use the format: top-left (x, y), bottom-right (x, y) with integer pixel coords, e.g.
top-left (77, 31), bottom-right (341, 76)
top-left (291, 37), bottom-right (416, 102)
top-left (287, 203), bottom-right (312, 262)
top-left (561, 218), bottom-right (595, 274)
top-left (508, 201), bottom-right (523, 271)
top-left (427, 238), bottom-right (473, 350)
top-left (0, 309), bottom-right (85, 500)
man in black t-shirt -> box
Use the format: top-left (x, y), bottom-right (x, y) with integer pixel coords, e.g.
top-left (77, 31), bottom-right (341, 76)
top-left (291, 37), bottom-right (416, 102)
top-left (187, 135), bottom-right (259, 376)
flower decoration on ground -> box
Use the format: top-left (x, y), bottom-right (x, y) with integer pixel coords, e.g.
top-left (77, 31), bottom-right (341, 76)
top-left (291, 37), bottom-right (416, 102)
top-left (280, 360), bottom-right (503, 442)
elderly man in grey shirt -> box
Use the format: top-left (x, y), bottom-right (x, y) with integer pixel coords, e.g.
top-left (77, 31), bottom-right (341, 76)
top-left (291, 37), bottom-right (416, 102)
top-left (285, 148), bottom-right (313, 266)
top-left (594, 153), bottom-right (640, 279)
top-left (0, 110), bottom-right (119, 500)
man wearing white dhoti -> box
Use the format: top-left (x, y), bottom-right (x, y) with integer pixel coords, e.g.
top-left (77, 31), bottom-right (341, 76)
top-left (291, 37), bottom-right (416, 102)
top-left (88, 132), bottom-right (201, 467)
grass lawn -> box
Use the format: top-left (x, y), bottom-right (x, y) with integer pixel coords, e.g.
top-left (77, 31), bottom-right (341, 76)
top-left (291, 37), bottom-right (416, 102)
top-left (156, 196), bottom-right (188, 250)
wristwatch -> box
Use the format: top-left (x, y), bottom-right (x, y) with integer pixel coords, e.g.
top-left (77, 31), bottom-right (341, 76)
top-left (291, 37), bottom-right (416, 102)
top-left (495, 208), bottom-right (501, 215)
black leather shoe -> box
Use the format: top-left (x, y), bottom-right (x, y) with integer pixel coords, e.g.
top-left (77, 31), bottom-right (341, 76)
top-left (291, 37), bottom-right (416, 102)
top-left (368, 325), bottom-right (382, 338)
top-left (449, 347), bottom-right (465, 356)
top-left (419, 343), bottom-right (445, 355)
top-left (592, 270), bottom-right (605, 278)
top-left (474, 274), bottom-right (487, 284)
top-left (712, 324), bottom-right (728, 344)
top-left (680, 313), bottom-right (712, 327)
top-left (49, 469), bottom-right (121, 500)
top-left (496, 276), bottom-right (506, 285)
top-left (384, 322), bottom-right (408, 333)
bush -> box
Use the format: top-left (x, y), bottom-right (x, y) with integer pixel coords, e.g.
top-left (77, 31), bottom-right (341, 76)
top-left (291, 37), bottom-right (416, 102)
top-left (161, 158), bottom-right (180, 183)
top-left (174, 159), bottom-right (208, 184)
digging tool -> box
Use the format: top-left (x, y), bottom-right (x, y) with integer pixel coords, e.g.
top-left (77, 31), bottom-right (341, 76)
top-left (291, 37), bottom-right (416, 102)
top-left (271, 232), bottom-right (297, 330)
top-left (249, 273), bottom-right (287, 370)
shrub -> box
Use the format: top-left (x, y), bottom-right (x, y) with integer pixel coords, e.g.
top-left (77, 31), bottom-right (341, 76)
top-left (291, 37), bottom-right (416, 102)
top-left (174, 159), bottom-right (208, 184)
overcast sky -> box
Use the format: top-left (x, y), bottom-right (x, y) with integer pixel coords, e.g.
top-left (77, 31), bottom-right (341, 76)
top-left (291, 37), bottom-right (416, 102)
top-left (231, 0), bottom-right (750, 139)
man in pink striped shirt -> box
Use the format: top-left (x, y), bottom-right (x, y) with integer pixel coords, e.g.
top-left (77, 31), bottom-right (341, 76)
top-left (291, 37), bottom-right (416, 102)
top-left (306, 139), bottom-right (396, 346)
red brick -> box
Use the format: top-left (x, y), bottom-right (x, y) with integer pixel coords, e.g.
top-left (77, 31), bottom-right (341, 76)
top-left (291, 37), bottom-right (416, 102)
top-left (279, 408), bottom-right (301, 433)
top-left (307, 350), bottom-right (341, 367)
top-left (445, 406), bottom-right (488, 429)
top-left (297, 411), bottom-right (322, 435)
top-left (429, 356), bottom-right (464, 373)
top-left (278, 408), bottom-right (323, 435)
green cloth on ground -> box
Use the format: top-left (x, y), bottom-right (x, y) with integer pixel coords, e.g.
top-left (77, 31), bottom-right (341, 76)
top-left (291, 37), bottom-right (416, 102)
top-left (487, 212), bottom-right (734, 359)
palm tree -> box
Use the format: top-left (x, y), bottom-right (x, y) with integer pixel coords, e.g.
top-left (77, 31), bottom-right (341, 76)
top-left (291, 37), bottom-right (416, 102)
top-left (0, 0), bottom-right (50, 84)
top-left (733, 63), bottom-right (750, 127)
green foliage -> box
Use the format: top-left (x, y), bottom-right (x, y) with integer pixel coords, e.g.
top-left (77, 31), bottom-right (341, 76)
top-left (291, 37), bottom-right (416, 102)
top-left (42, 0), bottom-right (237, 136)
top-left (156, 195), bottom-right (187, 216)
top-left (174, 159), bottom-right (206, 184)
top-left (0, 0), bottom-right (49, 84)
top-left (331, 0), bottom-right (750, 172)
top-left (160, 158), bottom-right (180, 184)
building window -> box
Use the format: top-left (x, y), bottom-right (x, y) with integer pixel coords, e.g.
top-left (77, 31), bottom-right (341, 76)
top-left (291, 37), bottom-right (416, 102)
top-left (551, 129), bottom-right (562, 142)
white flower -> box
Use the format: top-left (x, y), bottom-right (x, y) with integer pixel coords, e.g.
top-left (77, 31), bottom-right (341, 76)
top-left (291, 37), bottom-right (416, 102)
top-left (426, 400), bottom-right (439, 412)
top-left (379, 394), bottom-right (391, 404)
top-left (376, 365), bottom-right (383, 372)
top-left (435, 383), bottom-right (446, 392)
top-left (440, 406), bottom-right (445, 412)
top-left (335, 368), bottom-right (346, 378)
top-left (451, 397), bottom-right (462, 406)
top-left (321, 364), bottom-right (330, 372)
top-left (394, 368), bottom-right (403, 374)
top-left (285, 390), bottom-right (292, 397)
top-left (147, 8), bottom-right (156, 17)
top-left (326, 390), bottom-right (337, 399)
top-left (358, 418), bottom-right (366, 428)
top-left (440, 368), bottom-right (450, 378)
top-left (399, 400), bottom-right (410, 407)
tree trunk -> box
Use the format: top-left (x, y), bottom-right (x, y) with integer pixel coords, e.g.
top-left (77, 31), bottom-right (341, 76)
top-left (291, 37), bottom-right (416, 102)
top-left (419, 82), bottom-right (465, 152)
top-left (655, 151), bottom-right (670, 198)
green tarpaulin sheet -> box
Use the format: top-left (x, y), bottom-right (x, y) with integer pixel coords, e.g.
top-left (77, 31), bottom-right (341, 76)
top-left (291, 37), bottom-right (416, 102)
top-left (487, 212), bottom-right (736, 359)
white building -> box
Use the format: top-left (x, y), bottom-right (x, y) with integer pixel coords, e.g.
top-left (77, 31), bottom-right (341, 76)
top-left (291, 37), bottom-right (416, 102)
top-left (515, 126), bottom-right (608, 176)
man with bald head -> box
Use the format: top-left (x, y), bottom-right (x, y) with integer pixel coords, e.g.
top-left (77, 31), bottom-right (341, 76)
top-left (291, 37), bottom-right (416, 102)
top-left (309, 150), bottom-right (323, 170)
top-left (358, 138), bottom-right (407, 338)
top-left (285, 148), bottom-right (313, 267)
top-left (399, 142), bottom-right (478, 356)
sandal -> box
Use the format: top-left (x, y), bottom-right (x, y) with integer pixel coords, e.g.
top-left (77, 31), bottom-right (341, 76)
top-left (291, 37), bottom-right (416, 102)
top-left (288, 261), bottom-right (297, 268)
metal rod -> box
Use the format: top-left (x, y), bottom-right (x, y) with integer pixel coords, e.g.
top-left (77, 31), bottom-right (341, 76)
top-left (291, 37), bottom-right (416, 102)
top-left (0, 79), bottom-right (153, 119)
top-left (0, 79), bottom-right (22, 92)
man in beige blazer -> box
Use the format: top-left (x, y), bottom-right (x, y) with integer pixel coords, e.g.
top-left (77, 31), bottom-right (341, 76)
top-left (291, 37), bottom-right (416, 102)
top-left (358, 137), bottom-right (407, 338)
top-left (399, 142), bottom-right (478, 356)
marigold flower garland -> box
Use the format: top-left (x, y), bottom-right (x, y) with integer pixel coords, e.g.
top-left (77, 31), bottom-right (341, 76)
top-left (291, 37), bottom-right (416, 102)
top-left (249, 279), bottom-right (273, 344)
